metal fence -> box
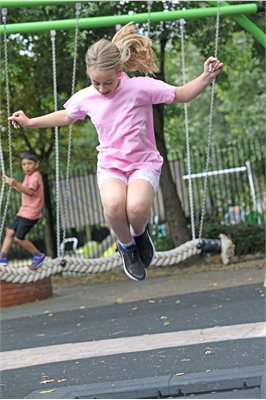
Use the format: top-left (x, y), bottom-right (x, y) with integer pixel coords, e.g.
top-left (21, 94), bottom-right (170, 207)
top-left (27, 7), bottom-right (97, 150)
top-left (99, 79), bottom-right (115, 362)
top-left (1, 138), bottom-right (265, 261)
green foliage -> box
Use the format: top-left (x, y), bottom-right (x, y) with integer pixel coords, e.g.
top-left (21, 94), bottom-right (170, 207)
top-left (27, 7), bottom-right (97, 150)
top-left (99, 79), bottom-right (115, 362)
top-left (215, 31), bottom-right (266, 142)
top-left (164, 29), bottom-right (265, 157)
top-left (151, 229), bottom-right (174, 252)
top-left (0, 1), bottom-right (265, 175)
top-left (152, 223), bottom-right (265, 255)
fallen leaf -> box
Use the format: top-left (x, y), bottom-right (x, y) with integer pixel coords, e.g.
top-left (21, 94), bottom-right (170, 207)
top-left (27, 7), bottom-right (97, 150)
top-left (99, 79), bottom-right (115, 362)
top-left (39, 389), bottom-right (57, 394)
top-left (40, 379), bottom-right (55, 384)
top-left (163, 320), bottom-right (170, 326)
top-left (114, 297), bottom-right (124, 304)
top-left (175, 372), bottom-right (185, 376)
top-left (205, 348), bottom-right (216, 355)
top-left (57, 379), bottom-right (67, 383)
top-left (131, 306), bottom-right (139, 311)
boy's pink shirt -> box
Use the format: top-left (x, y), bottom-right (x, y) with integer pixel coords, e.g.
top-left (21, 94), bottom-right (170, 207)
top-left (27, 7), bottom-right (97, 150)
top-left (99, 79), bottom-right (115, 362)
top-left (64, 74), bottom-right (176, 171)
top-left (17, 171), bottom-right (44, 220)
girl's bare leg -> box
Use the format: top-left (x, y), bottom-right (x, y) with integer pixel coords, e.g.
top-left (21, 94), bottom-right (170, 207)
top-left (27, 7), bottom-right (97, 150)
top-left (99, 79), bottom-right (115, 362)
top-left (99, 178), bottom-right (132, 244)
top-left (126, 179), bottom-right (154, 234)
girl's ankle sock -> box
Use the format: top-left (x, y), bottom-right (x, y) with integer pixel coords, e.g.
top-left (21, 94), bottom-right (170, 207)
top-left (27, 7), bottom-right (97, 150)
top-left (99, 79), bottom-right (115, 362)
top-left (118, 238), bottom-right (136, 249)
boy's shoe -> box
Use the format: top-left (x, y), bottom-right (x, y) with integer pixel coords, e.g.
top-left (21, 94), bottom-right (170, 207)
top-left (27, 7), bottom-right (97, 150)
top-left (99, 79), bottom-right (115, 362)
top-left (117, 242), bottom-right (146, 281)
top-left (0, 257), bottom-right (8, 267)
top-left (28, 253), bottom-right (46, 270)
top-left (134, 225), bottom-right (155, 268)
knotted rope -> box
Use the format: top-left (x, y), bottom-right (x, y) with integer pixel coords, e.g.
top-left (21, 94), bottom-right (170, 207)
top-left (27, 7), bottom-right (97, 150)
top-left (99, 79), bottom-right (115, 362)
top-left (0, 236), bottom-right (234, 284)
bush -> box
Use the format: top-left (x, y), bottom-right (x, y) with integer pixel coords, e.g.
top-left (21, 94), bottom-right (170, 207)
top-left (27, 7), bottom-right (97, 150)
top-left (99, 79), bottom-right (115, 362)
top-left (151, 223), bottom-right (265, 256)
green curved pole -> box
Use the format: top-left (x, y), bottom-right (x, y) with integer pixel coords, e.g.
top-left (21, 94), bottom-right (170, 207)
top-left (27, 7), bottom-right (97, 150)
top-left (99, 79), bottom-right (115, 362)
top-left (0, 1), bottom-right (265, 48)
top-left (209, 0), bottom-right (265, 47)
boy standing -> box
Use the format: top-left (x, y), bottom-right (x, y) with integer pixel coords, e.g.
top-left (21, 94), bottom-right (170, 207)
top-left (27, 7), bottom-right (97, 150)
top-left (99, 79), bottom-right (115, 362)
top-left (0, 151), bottom-right (46, 270)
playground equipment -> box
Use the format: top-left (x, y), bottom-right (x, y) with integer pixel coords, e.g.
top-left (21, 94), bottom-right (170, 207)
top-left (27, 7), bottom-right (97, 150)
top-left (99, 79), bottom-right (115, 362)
top-left (0, 1), bottom-right (265, 47)
top-left (1, 1), bottom-right (264, 283)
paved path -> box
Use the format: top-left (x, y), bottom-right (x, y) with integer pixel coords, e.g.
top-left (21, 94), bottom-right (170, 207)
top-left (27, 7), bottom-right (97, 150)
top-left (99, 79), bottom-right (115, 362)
top-left (0, 260), bottom-right (265, 399)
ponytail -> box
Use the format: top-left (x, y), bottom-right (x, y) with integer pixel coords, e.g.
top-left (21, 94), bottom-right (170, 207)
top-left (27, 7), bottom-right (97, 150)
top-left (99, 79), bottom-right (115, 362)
top-left (85, 22), bottom-right (158, 74)
top-left (112, 22), bottom-right (158, 74)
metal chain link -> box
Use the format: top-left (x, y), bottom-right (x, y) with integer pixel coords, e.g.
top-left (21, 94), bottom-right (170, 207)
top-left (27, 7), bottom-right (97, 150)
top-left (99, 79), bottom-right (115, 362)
top-left (0, 8), bottom-right (13, 242)
top-left (180, 18), bottom-right (196, 240)
top-left (60, 3), bottom-right (81, 258)
top-left (146, 1), bottom-right (152, 37)
top-left (198, 0), bottom-right (220, 239)
top-left (50, 29), bottom-right (61, 259)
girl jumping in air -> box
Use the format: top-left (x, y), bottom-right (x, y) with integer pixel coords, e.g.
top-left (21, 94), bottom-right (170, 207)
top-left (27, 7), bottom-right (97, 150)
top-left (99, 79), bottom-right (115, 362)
top-left (10, 23), bottom-right (223, 281)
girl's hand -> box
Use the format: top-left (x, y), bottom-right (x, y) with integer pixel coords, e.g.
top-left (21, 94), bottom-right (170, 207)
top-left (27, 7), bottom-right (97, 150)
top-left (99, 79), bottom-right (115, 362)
top-left (204, 56), bottom-right (223, 79)
top-left (9, 110), bottom-right (31, 129)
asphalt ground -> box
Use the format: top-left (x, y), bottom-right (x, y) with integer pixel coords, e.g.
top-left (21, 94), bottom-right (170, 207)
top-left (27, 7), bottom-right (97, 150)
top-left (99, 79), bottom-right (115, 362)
top-left (0, 256), bottom-right (265, 399)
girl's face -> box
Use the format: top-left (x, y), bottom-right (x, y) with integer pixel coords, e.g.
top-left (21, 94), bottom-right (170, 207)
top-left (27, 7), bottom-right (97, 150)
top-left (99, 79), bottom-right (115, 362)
top-left (21, 159), bottom-right (38, 176)
top-left (89, 69), bottom-right (121, 97)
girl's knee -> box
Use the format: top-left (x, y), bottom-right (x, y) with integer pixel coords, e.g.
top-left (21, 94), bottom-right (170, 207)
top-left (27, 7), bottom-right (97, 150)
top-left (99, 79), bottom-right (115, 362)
top-left (127, 200), bottom-right (150, 220)
top-left (103, 198), bottom-right (125, 219)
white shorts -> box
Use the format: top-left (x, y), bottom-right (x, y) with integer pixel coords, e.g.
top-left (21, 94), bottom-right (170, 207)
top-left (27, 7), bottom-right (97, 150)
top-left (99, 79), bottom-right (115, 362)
top-left (97, 167), bottom-right (161, 192)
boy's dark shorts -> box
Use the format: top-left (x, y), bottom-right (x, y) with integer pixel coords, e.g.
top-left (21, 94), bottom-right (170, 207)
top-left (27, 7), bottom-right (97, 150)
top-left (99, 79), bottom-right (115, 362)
top-left (8, 216), bottom-right (40, 240)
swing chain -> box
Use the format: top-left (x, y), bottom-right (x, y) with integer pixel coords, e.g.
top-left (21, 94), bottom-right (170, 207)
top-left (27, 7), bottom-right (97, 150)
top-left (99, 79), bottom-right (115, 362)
top-left (179, 0), bottom-right (220, 240)
top-left (146, 1), bottom-right (153, 38)
top-left (198, 0), bottom-right (220, 240)
top-left (180, 18), bottom-right (196, 240)
top-left (0, 8), bottom-right (13, 242)
top-left (50, 29), bottom-right (61, 259)
top-left (61, 3), bottom-right (81, 258)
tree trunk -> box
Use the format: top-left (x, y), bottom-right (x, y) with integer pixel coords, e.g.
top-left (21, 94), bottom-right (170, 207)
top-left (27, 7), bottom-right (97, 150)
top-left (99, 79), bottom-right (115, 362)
top-left (153, 29), bottom-right (190, 247)
top-left (42, 173), bottom-right (57, 257)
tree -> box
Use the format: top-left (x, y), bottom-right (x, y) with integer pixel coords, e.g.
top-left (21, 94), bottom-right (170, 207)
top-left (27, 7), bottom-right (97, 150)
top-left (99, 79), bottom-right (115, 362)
top-left (153, 25), bottom-right (190, 246)
top-left (1, 1), bottom-right (265, 252)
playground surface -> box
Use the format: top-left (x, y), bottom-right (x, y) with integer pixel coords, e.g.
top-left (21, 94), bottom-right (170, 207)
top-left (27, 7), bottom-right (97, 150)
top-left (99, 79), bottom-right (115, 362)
top-left (1, 255), bottom-right (265, 399)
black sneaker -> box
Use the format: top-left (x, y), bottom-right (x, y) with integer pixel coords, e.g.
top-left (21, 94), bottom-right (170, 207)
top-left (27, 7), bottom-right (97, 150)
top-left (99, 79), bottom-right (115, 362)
top-left (117, 242), bottom-right (146, 281)
top-left (134, 225), bottom-right (154, 268)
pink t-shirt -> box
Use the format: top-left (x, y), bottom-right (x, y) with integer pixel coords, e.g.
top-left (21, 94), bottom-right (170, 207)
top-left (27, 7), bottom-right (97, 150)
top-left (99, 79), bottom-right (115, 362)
top-left (64, 74), bottom-right (176, 171)
top-left (17, 171), bottom-right (44, 220)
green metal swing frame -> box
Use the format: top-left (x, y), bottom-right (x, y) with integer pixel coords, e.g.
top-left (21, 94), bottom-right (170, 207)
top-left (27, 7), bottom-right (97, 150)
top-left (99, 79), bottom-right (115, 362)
top-left (0, 0), bottom-right (265, 48)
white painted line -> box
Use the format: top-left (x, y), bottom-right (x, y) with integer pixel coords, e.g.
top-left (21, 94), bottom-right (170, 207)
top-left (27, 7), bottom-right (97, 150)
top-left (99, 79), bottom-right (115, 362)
top-left (1, 322), bottom-right (265, 372)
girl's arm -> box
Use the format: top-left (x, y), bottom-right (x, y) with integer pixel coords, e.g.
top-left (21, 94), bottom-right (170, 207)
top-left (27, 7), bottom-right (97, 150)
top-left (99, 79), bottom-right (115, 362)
top-left (2, 176), bottom-right (34, 196)
top-left (174, 56), bottom-right (223, 103)
top-left (9, 110), bottom-right (76, 129)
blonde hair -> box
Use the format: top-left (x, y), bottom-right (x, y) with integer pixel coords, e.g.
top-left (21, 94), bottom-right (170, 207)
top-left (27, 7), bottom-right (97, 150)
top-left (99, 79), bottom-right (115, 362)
top-left (85, 22), bottom-right (158, 74)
